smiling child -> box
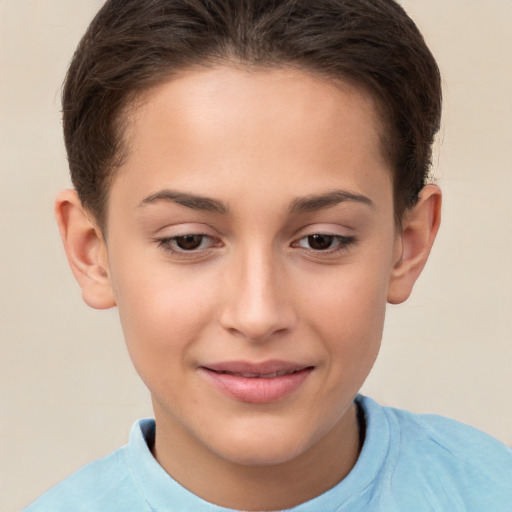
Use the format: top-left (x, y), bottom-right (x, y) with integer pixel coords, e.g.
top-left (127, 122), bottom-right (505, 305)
top-left (24, 0), bottom-right (512, 511)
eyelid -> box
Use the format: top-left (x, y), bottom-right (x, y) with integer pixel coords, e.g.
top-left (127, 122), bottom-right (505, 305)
top-left (293, 233), bottom-right (355, 249)
top-left (290, 223), bottom-right (357, 257)
top-left (157, 233), bottom-right (211, 247)
top-left (151, 223), bottom-right (224, 259)
top-left (156, 232), bottom-right (221, 250)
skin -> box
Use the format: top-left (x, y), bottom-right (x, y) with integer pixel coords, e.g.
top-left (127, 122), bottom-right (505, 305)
top-left (56, 66), bottom-right (441, 510)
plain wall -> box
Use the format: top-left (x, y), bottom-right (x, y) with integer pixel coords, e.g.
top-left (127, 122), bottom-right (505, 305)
top-left (1, 1), bottom-right (511, 510)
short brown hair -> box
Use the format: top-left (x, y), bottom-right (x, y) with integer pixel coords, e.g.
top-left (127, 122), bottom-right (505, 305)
top-left (63, 0), bottom-right (442, 230)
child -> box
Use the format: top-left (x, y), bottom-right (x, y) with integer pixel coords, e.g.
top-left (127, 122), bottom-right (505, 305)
top-left (24, 0), bottom-right (512, 510)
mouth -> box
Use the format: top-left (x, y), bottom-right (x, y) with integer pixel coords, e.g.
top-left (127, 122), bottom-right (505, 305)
top-left (213, 369), bottom-right (304, 378)
top-left (199, 361), bottom-right (314, 403)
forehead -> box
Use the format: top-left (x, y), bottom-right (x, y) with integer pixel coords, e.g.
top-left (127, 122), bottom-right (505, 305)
top-left (127, 66), bottom-right (385, 154)
top-left (112, 66), bottom-right (392, 214)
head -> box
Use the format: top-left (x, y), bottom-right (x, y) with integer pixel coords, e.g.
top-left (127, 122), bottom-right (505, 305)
top-left (56, 1), bottom-right (442, 508)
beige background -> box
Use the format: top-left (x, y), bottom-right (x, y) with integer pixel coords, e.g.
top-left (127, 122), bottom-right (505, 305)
top-left (1, 1), bottom-right (511, 510)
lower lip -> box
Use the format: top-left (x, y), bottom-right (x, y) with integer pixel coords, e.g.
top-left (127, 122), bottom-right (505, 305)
top-left (200, 368), bottom-right (313, 404)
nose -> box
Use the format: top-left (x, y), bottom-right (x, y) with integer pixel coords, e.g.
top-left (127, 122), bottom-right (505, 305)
top-left (219, 249), bottom-right (297, 342)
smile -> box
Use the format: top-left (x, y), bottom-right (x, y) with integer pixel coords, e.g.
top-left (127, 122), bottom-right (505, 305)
top-left (199, 361), bottom-right (314, 403)
top-left (216, 369), bottom-right (303, 378)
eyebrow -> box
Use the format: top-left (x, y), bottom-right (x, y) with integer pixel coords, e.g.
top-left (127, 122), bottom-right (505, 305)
top-left (289, 190), bottom-right (374, 214)
top-left (138, 189), bottom-right (229, 214)
top-left (138, 188), bottom-right (373, 216)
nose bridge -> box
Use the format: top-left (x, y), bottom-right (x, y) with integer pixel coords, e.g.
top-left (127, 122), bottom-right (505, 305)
top-left (220, 241), bottom-right (295, 341)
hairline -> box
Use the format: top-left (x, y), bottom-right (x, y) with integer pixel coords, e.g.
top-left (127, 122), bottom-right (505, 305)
top-left (94, 60), bottom-right (399, 238)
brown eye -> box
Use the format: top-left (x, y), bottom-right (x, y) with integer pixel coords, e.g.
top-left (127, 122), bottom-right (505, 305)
top-left (294, 233), bottom-right (355, 254)
top-left (175, 234), bottom-right (205, 250)
top-left (307, 234), bottom-right (334, 250)
top-left (155, 233), bottom-right (221, 256)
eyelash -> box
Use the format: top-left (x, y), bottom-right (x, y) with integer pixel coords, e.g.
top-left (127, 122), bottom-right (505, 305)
top-left (154, 233), bottom-right (355, 257)
top-left (292, 234), bottom-right (356, 254)
top-left (155, 234), bottom-right (218, 255)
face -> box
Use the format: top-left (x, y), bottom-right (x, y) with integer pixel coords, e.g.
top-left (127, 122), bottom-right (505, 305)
top-left (104, 66), bottom-right (400, 467)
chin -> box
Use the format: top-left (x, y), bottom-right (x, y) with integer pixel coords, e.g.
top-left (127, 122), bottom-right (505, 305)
top-left (222, 441), bottom-right (309, 467)
top-left (205, 420), bottom-right (321, 467)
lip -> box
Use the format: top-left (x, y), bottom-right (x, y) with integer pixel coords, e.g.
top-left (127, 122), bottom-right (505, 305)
top-left (199, 360), bottom-right (314, 404)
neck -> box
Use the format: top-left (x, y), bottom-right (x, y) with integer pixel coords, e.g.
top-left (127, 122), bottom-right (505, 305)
top-left (151, 402), bottom-right (363, 511)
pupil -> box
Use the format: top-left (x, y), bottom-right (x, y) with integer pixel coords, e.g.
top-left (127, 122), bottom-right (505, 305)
top-left (176, 235), bottom-right (203, 250)
top-left (308, 234), bottom-right (334, 250)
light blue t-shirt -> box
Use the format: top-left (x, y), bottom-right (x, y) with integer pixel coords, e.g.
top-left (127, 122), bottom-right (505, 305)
top-left (23, 396), bottom-right (512, 511)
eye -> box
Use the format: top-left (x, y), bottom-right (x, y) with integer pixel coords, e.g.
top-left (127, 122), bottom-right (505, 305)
top-left (173, 234), bottom-right (207, 251)
top-left (294, 233), bottom-right (355, 253)
top-left (156, 234), bottom-right (218, 253)
top-left (301, 234), bottom-right (335, 251)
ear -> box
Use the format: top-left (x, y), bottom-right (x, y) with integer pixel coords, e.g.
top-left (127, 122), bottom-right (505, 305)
top-left (387, 184), bottom-right (442, 304)
top-left (55, 189), bottom-right (116, 309)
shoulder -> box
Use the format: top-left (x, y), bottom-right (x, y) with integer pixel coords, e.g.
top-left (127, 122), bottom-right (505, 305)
top-left (359, 396), bottom-right (512, 511)
top-left (22, 421), bottom-right (153, 512)
top-left (384, 400), bottom-right (512, 467)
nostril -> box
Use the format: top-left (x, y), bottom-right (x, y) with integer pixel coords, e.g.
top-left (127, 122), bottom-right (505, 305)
top-left (219, 305), bottom-right (296, 342)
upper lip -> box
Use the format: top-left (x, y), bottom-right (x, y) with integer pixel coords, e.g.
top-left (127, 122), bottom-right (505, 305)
top-left (201, 360), bottom-right (314, 377)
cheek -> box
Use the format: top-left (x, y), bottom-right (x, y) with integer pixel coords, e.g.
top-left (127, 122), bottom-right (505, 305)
top-left (302, 261), bottom-right (389, 337)
top-left (110, 259), bottom-right (217, 381)
top-left (299, 260), bottom-right (390, 380)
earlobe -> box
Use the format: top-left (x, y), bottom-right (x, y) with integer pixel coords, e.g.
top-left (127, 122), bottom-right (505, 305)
top-left (387, 184), bottom-right (442, 304)
top-left (55, 189), bottom-right (116, 310)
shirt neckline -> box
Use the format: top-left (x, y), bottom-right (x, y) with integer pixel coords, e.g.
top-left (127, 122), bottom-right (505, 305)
top-left (127, 395), bottom-right (390, 511)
